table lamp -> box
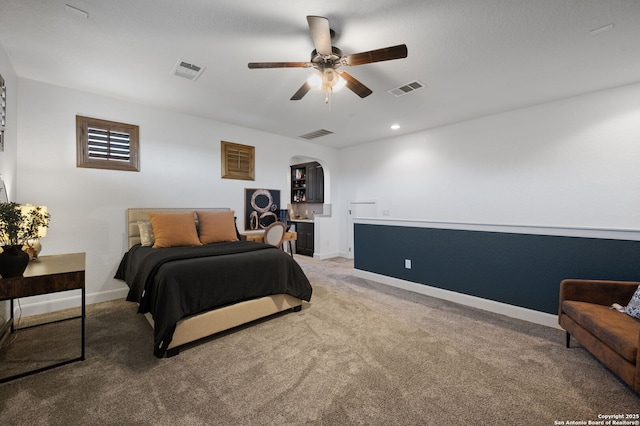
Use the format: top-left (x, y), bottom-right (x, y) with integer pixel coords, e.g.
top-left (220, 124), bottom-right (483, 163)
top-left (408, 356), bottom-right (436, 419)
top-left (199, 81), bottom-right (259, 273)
top-left (21, 205), bottom-right (48, 260)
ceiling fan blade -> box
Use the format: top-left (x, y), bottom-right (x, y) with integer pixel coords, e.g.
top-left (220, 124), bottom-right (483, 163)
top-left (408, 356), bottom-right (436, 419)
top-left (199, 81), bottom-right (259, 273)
top-left (290, 81), bottom-right (312, 100)
top-left (307, 15), bottom-right (332, 56)
top-left (344, 44), bottom-right (408, 66)
top-left (340, 71), bottom-right (373, 98)
top-left (248, 62), bottom-right (311, 69)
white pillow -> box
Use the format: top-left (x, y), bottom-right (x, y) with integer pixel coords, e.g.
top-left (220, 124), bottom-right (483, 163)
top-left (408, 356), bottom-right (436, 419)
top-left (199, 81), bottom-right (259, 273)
top-left (137, 221), bottom-right (155, 246)
top-left (624, 285), bottom-right (640, 319)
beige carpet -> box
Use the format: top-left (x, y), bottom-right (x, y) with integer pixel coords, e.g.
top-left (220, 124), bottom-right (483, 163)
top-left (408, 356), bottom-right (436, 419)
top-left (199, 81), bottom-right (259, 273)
top-left (0, 256), bottom-right (637, 425)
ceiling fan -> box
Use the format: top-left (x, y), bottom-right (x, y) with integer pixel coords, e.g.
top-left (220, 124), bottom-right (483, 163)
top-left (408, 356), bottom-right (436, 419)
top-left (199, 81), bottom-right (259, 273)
top-left (248, 15), bottom-right (408, 101)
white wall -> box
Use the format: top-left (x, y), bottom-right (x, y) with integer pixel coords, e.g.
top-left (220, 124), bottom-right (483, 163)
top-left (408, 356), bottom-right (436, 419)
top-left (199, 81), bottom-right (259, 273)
top-left (0, 43), bottom-right (17, 202)
top-left (0, 43), bottom-right (18, 328)
top-left (337, 82), bottom-right (640, 254)
top-left (10, 68), bottom-right (640, 315)
top-left (15, 78), bottom-right (339, 314)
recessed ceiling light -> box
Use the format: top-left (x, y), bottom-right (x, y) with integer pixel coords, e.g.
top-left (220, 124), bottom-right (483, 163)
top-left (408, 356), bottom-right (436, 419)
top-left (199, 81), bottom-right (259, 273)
top-left (390, 124), bottom-right (400, 130)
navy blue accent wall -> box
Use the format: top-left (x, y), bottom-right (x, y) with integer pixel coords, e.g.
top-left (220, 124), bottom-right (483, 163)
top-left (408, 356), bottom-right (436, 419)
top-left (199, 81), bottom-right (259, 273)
top-left (354, 224), bottom-right (640, 314)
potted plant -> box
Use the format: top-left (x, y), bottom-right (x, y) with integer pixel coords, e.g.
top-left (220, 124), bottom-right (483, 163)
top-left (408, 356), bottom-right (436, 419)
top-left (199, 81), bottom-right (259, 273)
top-left (0, 202), bottom-right (50, 277)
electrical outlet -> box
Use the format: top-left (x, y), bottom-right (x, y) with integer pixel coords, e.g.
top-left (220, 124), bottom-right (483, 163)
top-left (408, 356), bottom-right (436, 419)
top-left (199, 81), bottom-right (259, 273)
top-left (405, 259), bottom-right (412, 269)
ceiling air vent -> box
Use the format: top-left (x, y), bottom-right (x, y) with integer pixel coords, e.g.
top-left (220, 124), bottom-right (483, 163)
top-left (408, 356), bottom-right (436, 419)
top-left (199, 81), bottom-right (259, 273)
top-left (299, 129), bottom-right (334, 140)
top-left (389, 80), bottom-right (425, 97)
top-left (171, 60), bottom-right (205, 81)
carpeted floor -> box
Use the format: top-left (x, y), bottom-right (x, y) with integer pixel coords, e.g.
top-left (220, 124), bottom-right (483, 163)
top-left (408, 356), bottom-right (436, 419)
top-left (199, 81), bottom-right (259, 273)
top-left (0, 256), bottom-right (637, 425)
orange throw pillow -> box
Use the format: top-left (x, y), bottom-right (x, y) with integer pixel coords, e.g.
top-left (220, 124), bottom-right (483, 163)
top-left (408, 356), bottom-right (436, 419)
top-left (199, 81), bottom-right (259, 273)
top-left (197, 210), bottom-right (239, 244)
top-left (149, 212), bottom-right (201, 248)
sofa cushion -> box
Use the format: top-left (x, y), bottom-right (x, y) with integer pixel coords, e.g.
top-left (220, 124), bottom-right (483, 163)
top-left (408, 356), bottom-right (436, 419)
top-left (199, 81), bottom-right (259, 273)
top-left (562, 300), bottom-right (640, 364)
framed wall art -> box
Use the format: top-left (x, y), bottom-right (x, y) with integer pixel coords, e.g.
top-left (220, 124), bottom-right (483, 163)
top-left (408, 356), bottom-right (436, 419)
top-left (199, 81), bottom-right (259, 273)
top-left (244, 188), bottom-right (280, 230)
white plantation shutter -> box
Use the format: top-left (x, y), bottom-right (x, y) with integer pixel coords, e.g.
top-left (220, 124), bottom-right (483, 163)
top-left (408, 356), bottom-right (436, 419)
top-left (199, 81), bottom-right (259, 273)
top-left (87, 127), bottom-right (131, 162)
top-left (76, 116), bottom-right (140, 171)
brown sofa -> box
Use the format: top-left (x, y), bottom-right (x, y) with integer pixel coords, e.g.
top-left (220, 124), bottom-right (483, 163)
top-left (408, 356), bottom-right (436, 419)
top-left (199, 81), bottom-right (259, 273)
top-left (559, 279), bottom-right (640, 393)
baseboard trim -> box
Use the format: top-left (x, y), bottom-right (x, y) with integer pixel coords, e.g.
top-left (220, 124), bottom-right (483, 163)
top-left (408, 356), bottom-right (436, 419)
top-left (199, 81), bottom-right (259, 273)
top-left (313, 251), bottom-right (340, 260)
top-left (353, 269), bottom-right (560, 329)
top-left (13, 288), bottom-right (129, 318)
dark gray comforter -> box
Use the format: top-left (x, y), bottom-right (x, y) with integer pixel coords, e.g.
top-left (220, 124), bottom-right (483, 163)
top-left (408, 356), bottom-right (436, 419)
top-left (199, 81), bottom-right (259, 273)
top-left (115, 241), bottom-right (312, 357)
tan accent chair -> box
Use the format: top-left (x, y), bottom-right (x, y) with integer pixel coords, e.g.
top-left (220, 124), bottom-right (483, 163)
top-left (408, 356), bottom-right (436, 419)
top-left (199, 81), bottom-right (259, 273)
top-left (263, 222), bottom-right (286, 248)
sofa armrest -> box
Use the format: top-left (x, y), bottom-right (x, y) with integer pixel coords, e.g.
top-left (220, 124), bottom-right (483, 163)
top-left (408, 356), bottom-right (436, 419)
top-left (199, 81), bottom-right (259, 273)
top-left (559, 279), bottom-right (639, 315)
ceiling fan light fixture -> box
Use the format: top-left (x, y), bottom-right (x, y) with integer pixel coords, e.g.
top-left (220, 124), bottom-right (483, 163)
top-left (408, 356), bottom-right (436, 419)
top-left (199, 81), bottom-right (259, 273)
top-left (307, 69), bottom-right (346, 93)
top-left (307, 73), bottom-right (323, 90)
top-left (333, 75), bottom-right (346, 92)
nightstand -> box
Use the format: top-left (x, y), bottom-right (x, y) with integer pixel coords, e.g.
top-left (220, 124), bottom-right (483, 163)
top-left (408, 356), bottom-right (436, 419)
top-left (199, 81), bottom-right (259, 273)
top-left (0, 252), bottom-right (85, 383)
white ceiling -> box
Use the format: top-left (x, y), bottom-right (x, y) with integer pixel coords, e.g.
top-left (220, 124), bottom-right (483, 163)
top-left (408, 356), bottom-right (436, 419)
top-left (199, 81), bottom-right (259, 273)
top-left (1, 0), bottom-right (639, 148)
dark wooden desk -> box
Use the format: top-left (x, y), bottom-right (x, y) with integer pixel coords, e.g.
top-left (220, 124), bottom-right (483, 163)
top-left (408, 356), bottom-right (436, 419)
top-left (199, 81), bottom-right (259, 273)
top-left (0, 252), bottom-right (85, 383)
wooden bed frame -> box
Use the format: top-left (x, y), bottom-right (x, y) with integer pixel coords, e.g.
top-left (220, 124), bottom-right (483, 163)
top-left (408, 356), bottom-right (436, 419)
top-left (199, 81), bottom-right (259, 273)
top-left (126, 207), bottom-right (304, 356)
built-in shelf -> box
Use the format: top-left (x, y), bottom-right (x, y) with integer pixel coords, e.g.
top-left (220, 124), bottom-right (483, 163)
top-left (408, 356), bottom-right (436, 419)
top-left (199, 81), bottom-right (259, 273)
top-left (291, 162), bottom-right (323, 204)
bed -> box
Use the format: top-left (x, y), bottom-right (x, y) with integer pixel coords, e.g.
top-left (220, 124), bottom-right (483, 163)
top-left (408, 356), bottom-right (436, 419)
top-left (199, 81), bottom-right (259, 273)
top-left (115, 207), bottom-right (312, 358)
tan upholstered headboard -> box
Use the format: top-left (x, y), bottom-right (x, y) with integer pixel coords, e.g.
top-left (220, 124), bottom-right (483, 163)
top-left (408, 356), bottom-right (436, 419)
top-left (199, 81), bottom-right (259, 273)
top-left (127, 207), bottom-right (230, 249)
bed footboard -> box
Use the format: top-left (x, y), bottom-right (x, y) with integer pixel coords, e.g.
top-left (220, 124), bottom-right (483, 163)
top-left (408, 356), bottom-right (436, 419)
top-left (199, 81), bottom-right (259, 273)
top-left (144, 294), bottom-right (304, 356)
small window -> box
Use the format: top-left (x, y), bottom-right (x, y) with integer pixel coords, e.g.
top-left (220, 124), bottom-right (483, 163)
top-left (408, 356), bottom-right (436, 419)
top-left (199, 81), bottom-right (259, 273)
top-left (221, 141), bottom-right (254, 180)
top-left (76, 115), bottom-right (139, 171)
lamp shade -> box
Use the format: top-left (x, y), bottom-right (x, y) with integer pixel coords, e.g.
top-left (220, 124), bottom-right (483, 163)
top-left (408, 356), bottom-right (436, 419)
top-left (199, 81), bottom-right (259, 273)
top-left (0, 174), bottom-right (7, 203)
top-left (20, 205), bottom-right (48, 238)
